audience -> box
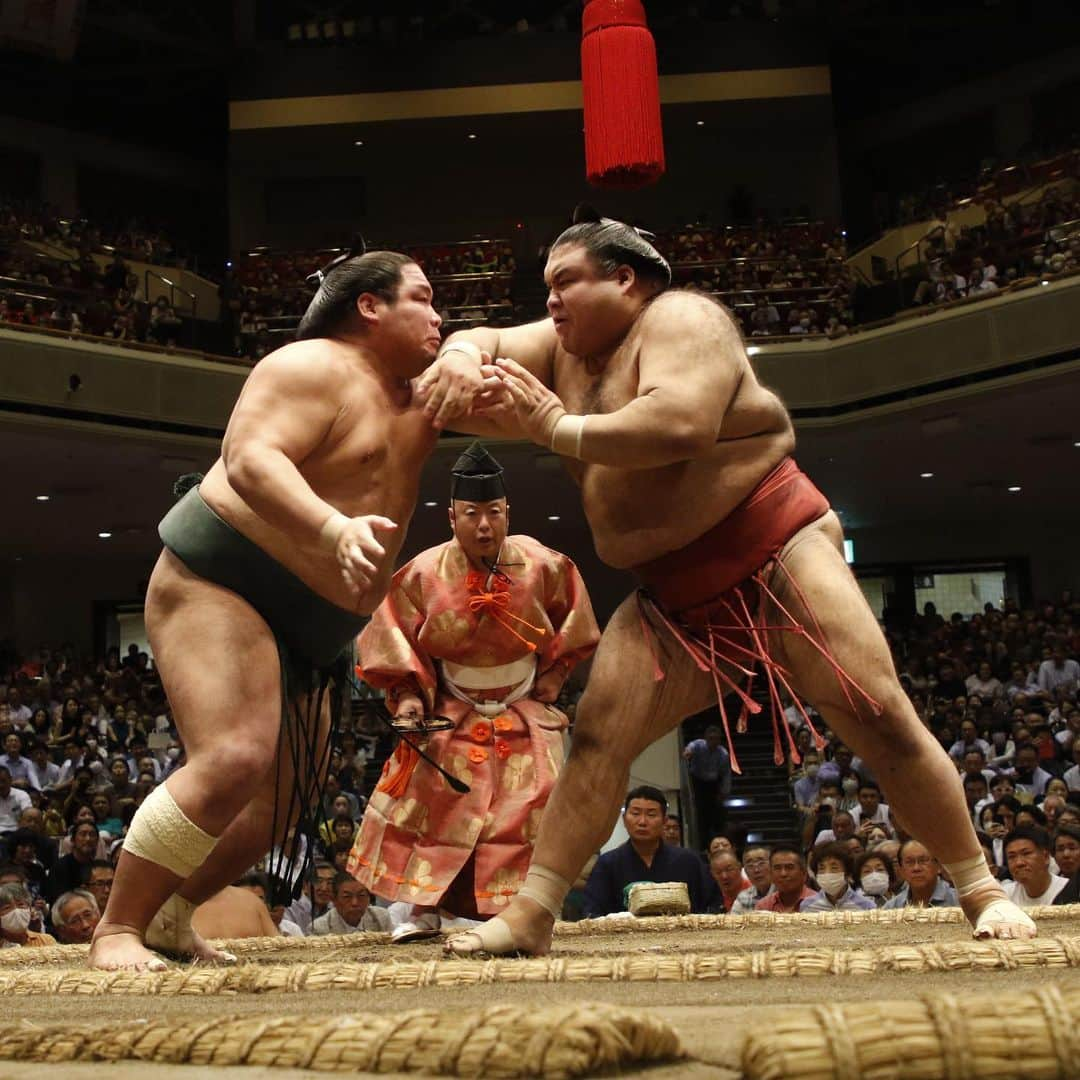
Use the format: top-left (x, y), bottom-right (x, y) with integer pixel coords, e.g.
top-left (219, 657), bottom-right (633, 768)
top-left (50, 889), bottom-right (100, 944)
top-left (754, 846), bottom-right (816, 913)
top-left (311, 873), bottom-right (392, 934)
top-left (0, 881), bottom-right (55, 948)
top-left (801, 842), bottom-right (875, 912)
top-left (582, 786), bottom-right (715, 917)
top-left (883, 840), bottom-right (958, 909)
top-left (1001, 827), bottom-right (1068, 907)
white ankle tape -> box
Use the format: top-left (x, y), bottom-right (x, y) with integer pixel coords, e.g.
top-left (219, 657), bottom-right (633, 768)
top-left (944, 854), bottom-right (997, 899)
top-left (123, 783), bottom-right (218, 879)
top-left (518, 864), bottom-right (571, 920)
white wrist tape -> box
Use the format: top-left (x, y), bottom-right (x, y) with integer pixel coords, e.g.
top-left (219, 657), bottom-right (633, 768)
top-left (319, 511), bottom-right (349, 553)
top-left (123, 782), bottom-right (219, 879)
top-left (518, 864), bottom-right (572, 920)
top-left (550, 415), bottom-right (586, 459)
top-left (439, 340), bottom-right (483, 365)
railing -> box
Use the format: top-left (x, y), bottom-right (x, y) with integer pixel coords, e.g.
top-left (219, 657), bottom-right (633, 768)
top-left (145, 269), bottom-right (197, 319)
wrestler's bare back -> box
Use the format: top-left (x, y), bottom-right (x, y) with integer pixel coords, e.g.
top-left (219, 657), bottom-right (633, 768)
top-left (198, 337), bottom-right (437, 611)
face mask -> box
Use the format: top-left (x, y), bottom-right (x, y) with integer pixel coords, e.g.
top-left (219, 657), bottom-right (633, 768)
top-left (817, 872), bottom-right (847, 896)
top-left (842, 778), bottom-right (858, 795)
top-left (167, 747), bottom-right (181, 760)
top-left (1, 907), bottom-right (31, 933)
top-left (861, 871), bottom-right (890, 896)
top-left (806, 763), bottom-right (819, 778)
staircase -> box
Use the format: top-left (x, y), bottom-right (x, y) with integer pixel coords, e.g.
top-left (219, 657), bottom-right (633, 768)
top-left (723, 718), bottom-right (801, 848)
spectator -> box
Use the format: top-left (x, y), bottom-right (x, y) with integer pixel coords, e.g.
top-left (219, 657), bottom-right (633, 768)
top-left (1052, 824), bottom-right (1080, 881)
top-left (707, 849), bottom-right (745, 913)
top-left (949, 719), bottom-right (992, 762)
top-left (682, 726), bottom-right (731, 847)
top-left (0, 881), bottom-right (55, 947)
top-left (754, 845), bottom-right (816, 913)
top-left (1001, 827), bottom-right (1068, 907)
top-left (662, 815), bottom-right (684, 846)
top-left (85, 859), bottom-right (114, 915)
top-left (27, 742), bottom-right (60, 793)
top-left (48, 821), bottom-right (98, 901)
top-left (812, 809), bottom-right (856, 848)
top-left (883, 840), bottom-right (958, 908)
top-left (854, 849), bottom-right (896, 907)
top-left (1009, 745), bottom-right (1053, 799)
top-left (582, 786), bottom-right (714, 917)
top-left (1065, 740), bottom-right (1080, 792)
top-left (964, 774), bottom-right (990, 823)
top-left (729, 844), bottom-right (773, 913)
top-left (850, 781), bottom-right (892, 835)
top-left (801, 842), bottom-right (875, 912)
top-left (266, 877), bottom-right (304, 937)
top-left (51, 889), bottom-right (100, 944)
top-left (0, 734), bottom-right (31, 789)
top-left (5, 829), bottom-right (50, 897)
top-left (285, 860), bottom-right (335, 935)
top-left (311, 873), bottom-right (392, 935)
top-left (1037, 644), bottom-right (1079, 696)
top-left (0, 768), bottom-right (31, 834)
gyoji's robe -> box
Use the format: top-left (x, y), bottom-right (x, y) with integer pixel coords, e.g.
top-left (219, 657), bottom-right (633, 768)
top-left (346, 535), bottom-right (599, 915)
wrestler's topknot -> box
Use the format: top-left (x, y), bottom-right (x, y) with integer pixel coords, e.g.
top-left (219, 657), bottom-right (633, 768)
top-left (296, 245), bottom-right (415, 342)
top-left (550, 206), bottom-right (671, 289)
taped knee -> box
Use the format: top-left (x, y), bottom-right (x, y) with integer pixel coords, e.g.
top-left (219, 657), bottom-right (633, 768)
top-left (123, 782), bottom-right (218, 879)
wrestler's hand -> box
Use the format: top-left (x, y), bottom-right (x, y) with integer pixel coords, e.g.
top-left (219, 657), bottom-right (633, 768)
top-left (324, 514), bottom-right (397, 594)
top-left (394, 694), bottom-right (424, 723)
top-left (491, 357), bottom-right (566, 448)
top-left (532, 667), bottom-right (565, 704)
top-left (415, 349), bottom-right (491, 431)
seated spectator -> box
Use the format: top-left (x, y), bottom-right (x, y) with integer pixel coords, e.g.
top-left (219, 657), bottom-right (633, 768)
top-left (1064, 740), bottom-right (1080, 792)
top-left (285, 860), bottom-right (334, 935)
top-left (1009, 745), bottom-right (1053, 799)
top-left (48, 821), bottom-right (98, 901)
top-left (707, 848), bottom-right (744, 913)
top-left (0, 881), bottom-right (55, 947)
top-left (854, 849), bottom-right (896, 906)
top-left (5, 829), bottom-right (49, 897)
top-left (85, 859), bottom-right (113, 916)
top-left (883, 840), bottom-right (958, 909)
top-left (850, 781), bottom-right (892, 835)
top-left (963, 774), bottom-right (990, 823)
top-left (27, 742), bottom-right (60, 794)
top-left (949, 719), bottom-right (993, 761)
top-left (1052, 824), bottom-right (1080, 881)
top-left (801, 842), bottom-right (875, 912)
top-left (89, 791), bottom-right (123, 840)
top-left (812, 808), bottom-right (856, 848)
top-left (1037, 644), bottom-right (1079, 696)
top-left (51, 889), bottom-right (99, 944)
top-left (312, 873), bottom-right (391, 935)
top-left (0, 767), bottom-right (31, 833)
top-left (0, 734), bottom-right (32, 790)
top-left (1001, 826), bottom-right (1068, 907)
top-left (267, 876), bottom-right (304, 937)
top-left (754, 845), bottom-right (816, 913)
top-left (584, 787), bottom-right (714, 917)
top-left (192, 885), bottom-right (279, 939)
top-left (662, 814), bottom-right (684, 846)
top-left (730, 844), bottom-right (773, 914)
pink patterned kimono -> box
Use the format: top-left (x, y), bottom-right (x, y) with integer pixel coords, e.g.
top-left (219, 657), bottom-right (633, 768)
top-left (346, 535), bottom-right (599, 916)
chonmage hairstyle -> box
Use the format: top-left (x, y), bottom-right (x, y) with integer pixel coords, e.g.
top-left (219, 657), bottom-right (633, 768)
top-left (296, 237), bottom-right (416, 341)
top-left (550, 204), bottom-right (671, 289)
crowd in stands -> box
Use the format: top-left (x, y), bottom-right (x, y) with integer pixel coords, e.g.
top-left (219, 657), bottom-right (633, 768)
top-left (0, 196), bottom-right (189, 348)
top-left (0, 640), bottom-right (393, 948)
top-left (227, 240), bottom-right (517, 360)
top-left (659, 591), bottom-right (1080, 920)
top-left (654, 220), bottom-right (856, 339)
top-left (908, 181), bottom-right (1080, 309)
top-left (1, 585), bottom-right (1077, 945)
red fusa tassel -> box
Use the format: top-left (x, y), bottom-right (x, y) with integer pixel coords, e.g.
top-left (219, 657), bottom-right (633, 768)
top-left (581, 0), bottom-right (666, 190)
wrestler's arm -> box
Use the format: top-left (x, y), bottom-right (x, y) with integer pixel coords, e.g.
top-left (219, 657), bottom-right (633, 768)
top-left (419, 320), bottom-right (558, 437)
top-left (497, 294), bottom-right (741, 467)
top-left (222, 342), bottom-right (350, 544)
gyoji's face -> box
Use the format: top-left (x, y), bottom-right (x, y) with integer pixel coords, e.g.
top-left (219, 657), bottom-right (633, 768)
top-left (450, 498), bottom-right (508, 565)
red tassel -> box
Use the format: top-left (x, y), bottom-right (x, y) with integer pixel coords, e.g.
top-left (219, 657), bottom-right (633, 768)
top-left (581, 0), bottom-right (665, 189)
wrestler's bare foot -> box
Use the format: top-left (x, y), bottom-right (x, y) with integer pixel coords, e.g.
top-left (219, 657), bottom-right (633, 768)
top-left (961, 885), bottom-right (1037, 940)
top-left (88, 923), bottom-right (168, 972)
top-left (189, 926), bottom-right (237, 965)
top-left (444, 896), bottom-right (554, 957)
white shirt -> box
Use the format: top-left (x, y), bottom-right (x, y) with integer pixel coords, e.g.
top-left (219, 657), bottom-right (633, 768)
top-left (965, 675), bottom-right (1002, 697)
top-left (1002, 875), bottom-right (1068, 908)
top-left (1063, 764), bottom-right (1080, 792)
top-left (1037, 659), bottom-right (1080, 694)
top-left (850, 803), bottom-right (892, 830)
top-left (278, 918), bottom-right (305, 937)
top-left (0, 788), bottom-right (32, 831)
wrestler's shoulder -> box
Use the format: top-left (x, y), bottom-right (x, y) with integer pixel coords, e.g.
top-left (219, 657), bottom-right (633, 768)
top-left (639, 288), bottom-right (737, 331)
top-left (252, 338), bottom-right (355, 380)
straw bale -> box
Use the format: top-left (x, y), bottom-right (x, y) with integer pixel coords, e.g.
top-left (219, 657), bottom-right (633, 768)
top-left (1, 936), bottom-right (1078, 997)
top-left (0, 1003), bottom-right (683, 1076)
top-left (742, 982), bottom-right (1080, 1079)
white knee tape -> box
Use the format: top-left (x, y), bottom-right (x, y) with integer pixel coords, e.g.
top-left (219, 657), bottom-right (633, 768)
top-left (518, 864), bottom-right (571, 920)
top-left (123, 783), bottom-right (218, 879)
